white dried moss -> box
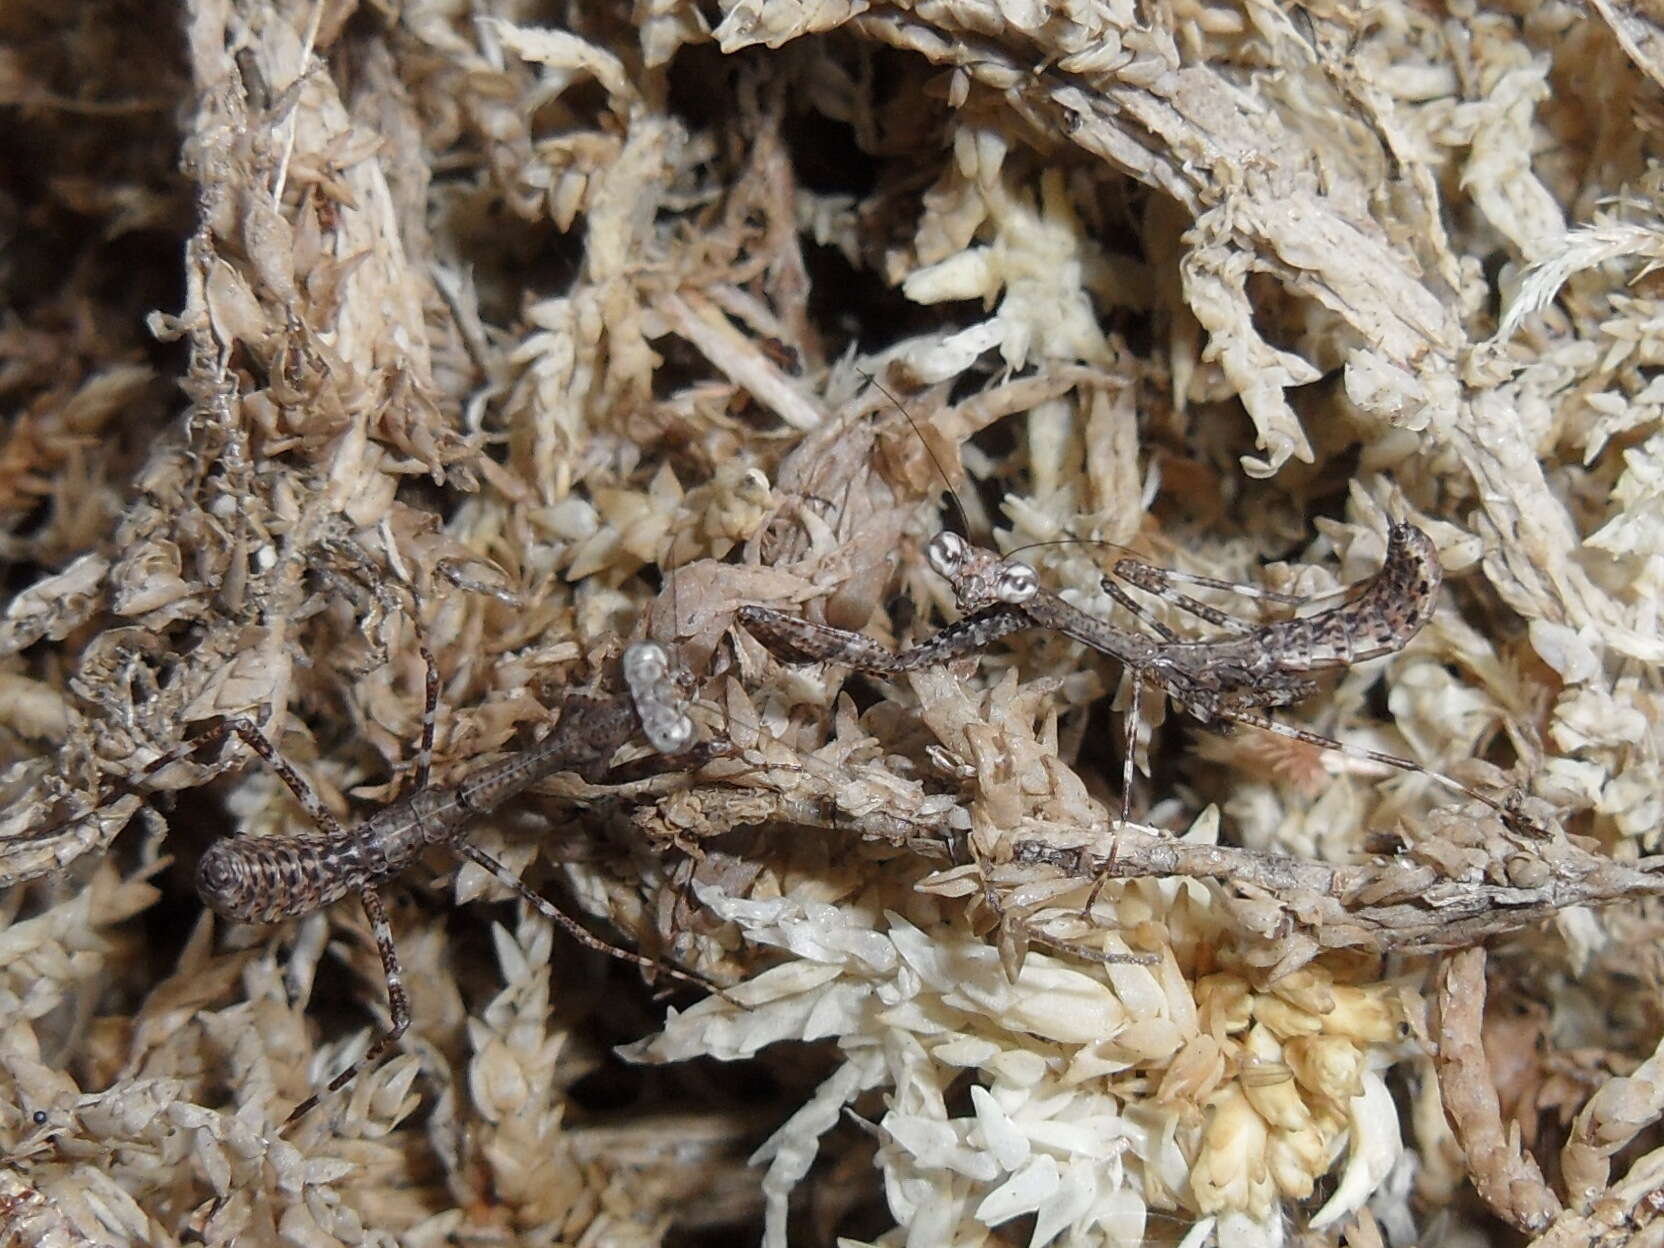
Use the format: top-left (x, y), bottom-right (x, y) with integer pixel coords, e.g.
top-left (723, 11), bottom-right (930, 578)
top-left (5, 0), bottom-right (1664, 1243)
top-left (626, 810), bottom-right (1411, 1246)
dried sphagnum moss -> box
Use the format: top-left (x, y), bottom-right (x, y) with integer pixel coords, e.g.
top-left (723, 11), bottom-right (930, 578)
top-left (6, 0), bottom-right (1664, 1245)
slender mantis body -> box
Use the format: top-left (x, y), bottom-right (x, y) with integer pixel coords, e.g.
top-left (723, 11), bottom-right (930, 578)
top-left (739, 524), bottom-right (1532, 830)
top-left (153, 640), bottom-right (713, 1126)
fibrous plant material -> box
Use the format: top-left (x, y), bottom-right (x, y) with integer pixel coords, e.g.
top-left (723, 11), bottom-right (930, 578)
top-left (1434, 948), bottom-right (1560, 1232)
top-left (5, 0), bottom-right (1664, 1245)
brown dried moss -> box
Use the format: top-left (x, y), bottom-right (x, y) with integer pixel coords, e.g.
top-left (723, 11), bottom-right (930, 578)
top-left (4, 0), bottom-right (1664, 1244)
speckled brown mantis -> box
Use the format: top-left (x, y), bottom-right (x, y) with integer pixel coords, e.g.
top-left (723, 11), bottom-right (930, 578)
top-left (739, 522), bottom-right (1536, 832)
top-left (143, 638), bottom-right (719, 1127)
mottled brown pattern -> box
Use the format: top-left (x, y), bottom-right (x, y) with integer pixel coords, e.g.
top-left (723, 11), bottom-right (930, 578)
top-left (741, 524), bottom-right (1535, 830)
top-left (175, 642), bottom-right (715, 1126)
top-left (735, 603), bottom-right (1035, 672)
top-left (192, 690), bottom-right (638, 923)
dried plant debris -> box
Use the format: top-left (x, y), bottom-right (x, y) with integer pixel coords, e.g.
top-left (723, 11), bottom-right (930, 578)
top-left (5, 0), bottom-right (1664, 1244)
top-left (628, 835), bottom-right (1416, 1247)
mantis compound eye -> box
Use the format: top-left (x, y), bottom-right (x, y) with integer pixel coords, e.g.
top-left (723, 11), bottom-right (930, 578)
top-left (926, 531), bottom-right (969, 580)
top-left (996, 562), bottom-right (1039, 604)
top-left (622, 641), bottom-right (695, 755)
